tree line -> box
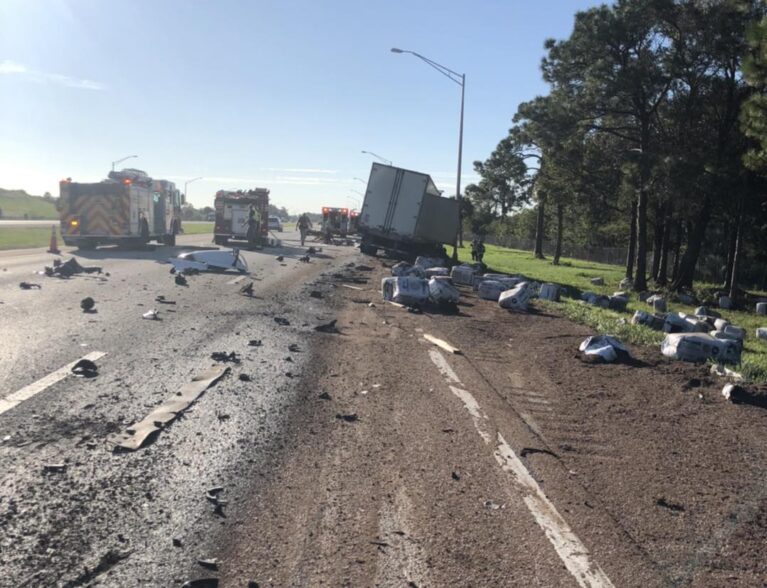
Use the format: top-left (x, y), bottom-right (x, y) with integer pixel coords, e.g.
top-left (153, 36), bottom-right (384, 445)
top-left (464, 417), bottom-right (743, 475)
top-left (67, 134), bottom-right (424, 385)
top-left (465, 0), bottom-right (767, 295)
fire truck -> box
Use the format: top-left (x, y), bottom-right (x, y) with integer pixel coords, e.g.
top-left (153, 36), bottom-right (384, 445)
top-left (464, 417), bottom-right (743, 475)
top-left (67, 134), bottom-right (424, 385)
top-left (348, 210), bottom-right (360, 234)
top-left (58, 169), bottom-right (182, 249)
top-left (320, 207), bottom-right (349, 237)
top-left (213, 188), bottom-right (269, 246)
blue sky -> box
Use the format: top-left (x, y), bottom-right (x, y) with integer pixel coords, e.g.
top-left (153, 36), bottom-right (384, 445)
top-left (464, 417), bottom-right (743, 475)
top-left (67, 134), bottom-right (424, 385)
top-left (0, 0), bottom-right (603, 212)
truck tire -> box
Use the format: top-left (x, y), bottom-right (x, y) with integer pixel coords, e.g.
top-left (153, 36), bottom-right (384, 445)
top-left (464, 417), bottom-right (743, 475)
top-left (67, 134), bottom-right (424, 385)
top-left (360, 244), bottom-right (377, 256)
top-left (164, 234), bottom-right (176, 246)
top-left (214, 236), bottom-right (228, 246)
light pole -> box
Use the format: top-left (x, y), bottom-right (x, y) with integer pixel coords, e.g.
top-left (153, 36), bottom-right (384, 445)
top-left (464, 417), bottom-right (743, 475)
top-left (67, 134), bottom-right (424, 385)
top-left (391, 47), bottom-right (465, 257)
top-left (111, 154), bottom-right (138, 172)
top-left (353, 177), bottom-right (367, 185)
top-left (184, 176), bottom-right (203, 204)
top-left (361, 150), bottom-right (392, 166)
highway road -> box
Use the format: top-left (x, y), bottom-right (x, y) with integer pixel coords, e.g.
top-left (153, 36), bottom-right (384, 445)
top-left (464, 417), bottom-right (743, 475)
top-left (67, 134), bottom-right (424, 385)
top-left (1, 231), bottom-right (766, 587)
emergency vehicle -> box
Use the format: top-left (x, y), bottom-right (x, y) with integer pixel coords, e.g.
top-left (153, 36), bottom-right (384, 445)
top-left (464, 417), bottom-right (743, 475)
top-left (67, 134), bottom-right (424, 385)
top-left (348, 210), bottom-right (360, 234)
top-left (213, 188), bottom-right (270, 246)
top-left (320, 207), bottom-right (349, 237)
top-left (58, 169), bottom-right (182, 249)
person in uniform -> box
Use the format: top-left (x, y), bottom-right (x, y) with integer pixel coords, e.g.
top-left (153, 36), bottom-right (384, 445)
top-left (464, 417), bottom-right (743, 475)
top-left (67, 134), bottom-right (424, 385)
top-left (296, 213), bottom-right (313, 246)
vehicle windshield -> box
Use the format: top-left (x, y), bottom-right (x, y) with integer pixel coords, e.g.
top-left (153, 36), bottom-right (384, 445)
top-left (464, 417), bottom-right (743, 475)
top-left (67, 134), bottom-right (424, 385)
top-left (2, 2), bottom-right (767, 586)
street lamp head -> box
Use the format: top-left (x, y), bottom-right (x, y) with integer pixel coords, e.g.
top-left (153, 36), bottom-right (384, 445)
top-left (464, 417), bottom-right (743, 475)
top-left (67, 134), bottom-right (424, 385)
top-left (390, 48), bottom-right (404, 54)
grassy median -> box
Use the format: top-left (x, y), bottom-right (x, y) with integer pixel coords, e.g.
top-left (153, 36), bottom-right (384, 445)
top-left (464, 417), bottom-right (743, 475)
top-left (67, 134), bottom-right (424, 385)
top-left (460, 243), bottom-right (767, 383)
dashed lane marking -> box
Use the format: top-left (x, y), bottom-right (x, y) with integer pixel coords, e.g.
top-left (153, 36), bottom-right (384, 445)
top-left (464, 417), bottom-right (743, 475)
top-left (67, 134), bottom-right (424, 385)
top-left (0, 351), bottom-right (107, 416)
top-left (428, 348), bottom-right (614, 588)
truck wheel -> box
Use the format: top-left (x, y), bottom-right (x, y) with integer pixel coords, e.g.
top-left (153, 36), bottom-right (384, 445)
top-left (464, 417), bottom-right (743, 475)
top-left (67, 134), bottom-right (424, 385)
top-left (360, 244), bottom-right (377, 256)
top-left (164, 234), bottom-right (176, 246)
top-left (214, 236), bottom-right (228, 246)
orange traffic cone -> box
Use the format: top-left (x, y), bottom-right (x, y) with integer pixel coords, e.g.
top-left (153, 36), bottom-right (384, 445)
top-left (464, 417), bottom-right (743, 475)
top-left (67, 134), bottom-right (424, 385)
top-left (47, 225), bottom-right (61, 254)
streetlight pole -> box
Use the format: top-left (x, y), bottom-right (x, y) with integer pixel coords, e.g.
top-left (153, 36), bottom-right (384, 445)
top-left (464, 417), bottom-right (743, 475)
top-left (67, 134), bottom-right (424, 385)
top-left (353, 177), bottom-right (367, 185)
top-left (361, 150), bottom-right (392, 166)
top-left (184, 176), bottom-right (203, 204)
top-left (391, 48), bottom-right (465, 258)
top-left (111, 154), bottom-right (138, 172)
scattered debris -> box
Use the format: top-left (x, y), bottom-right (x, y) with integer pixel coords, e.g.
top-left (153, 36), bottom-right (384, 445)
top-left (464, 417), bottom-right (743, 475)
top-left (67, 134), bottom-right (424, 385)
top-left (108, 365), bottom-right (229, 451)
top-left (423, 334), bottom-right (461, 355)
top-left (656, 498), bottom-right (685, 513)
top-left (42, 463), bottom-right (67, 473)
top-left (181, 579), bottom-right (219, 588)
top-left (757, 302), bottom-right (767, 316)
top-left (428, 277), bottom-right (460, 306)
top-left (315, 319), bottom-right (339, 333)
top-left (579, 335), bottom-right (629, 363)
top-left (356, 264), bottom-right (373, 271)
top-left (318, 392), bottom-right (331, 400)
top-left (172, 538), bottom-right (183, 548)
top-left (336, 413), bottom-right (359, 423)
top-left (342, 284), bottom-right (365, 291)
top-left (238, 373), bottom-right (252, 382)
top-left (484, 500), bottom-right (504, 510)
top-left (609, 295), bottom-right (629, 312)
top-left (299, 255), bottom-right (311, 263)
top-left (718, 295), bottom-right (733, 309)
top-left (211, 351), bottom-right (240, 363)
top-left (80, 297), bottom-right (96, 312)
top-left (174, 274), bottom-right (188, 286)
top-left (240, 282), bottom-right (254, 297)
top-left (539, 283), bottom-right (560, 301)
top-left (451, 264), bottom-right (478, 285)
top-left (71, 358), bottom-right (99, 378)
top-left (590, 277), bottom-right (604, 286)
top-left (248, 339), bottom-right (263, 347)
top-left (44, 257), bottom-right (102, 278)
top-left (155, 295), bottom-right (176, 305)
top-left (19, 282), bottom-right (42, 290)
top-left (197, 559), bottom-right (219, 571)
top-left (274, 317), bottom-right (290, 326)
top-left (451, 471), bottom-right (461, 481)
top-left (169, 249), bottom-right (248, 273)
top-left (288, 343), bottom-right (300, 352)
top-left (721, 383), bottom-right (767, 408)
top-left (309, 290), bottom-right (323, 299)
top-left (757, 328), bottom-right (767, 341)
top-left (632, 310), bottom-right (665, 331)
top-left (382, 276), bottom-right (429, 306)
top-left (142, 309), bottom-right (159, 320)
top-left (276, 255), bottom-right (284, 262)
top-left (499, 283), bottom-right (533, 311)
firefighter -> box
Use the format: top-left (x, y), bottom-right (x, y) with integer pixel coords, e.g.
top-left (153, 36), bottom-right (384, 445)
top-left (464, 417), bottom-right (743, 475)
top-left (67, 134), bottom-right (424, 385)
top-left (296, 213), bottom-right (312, 246)
top-left (246, 204), bottom-right (261, 248)
top-left (139, 211), bottom-right (150, 241)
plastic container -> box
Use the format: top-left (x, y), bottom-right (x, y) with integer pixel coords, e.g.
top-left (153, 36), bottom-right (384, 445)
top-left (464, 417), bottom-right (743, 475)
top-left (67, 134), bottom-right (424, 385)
top-left (381, 276), bottom-right (429, 305)
top-left (450, 264), bottom-right (476, 286)
top-left (428, 277), bottom-right (460, 304)
top-left (425, 267), bottom-right (449, 278)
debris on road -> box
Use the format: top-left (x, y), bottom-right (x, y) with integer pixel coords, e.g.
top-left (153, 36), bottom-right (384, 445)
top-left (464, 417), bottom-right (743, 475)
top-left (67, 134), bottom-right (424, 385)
top-left (276, 255), bottom-right (284, 262)
top-left (423, 334), bottom-right (461, 355)
top-left (175, 274), bottom-right (188, 286)
top-left (590, 277), bottom-right (604, 286)
top-left (80, 297), bottom-right (96, 313)
top-left (288, 343), bottom-right (300, 352)
top-left (319, 392), bottom-right (331, 400)
top-left (240, 282), bottom-right (254, 297)
top-left (248, 339), bottom-right (263, 347)
top-left (579, 335), bottom-right (629, 363)
top-left (211, 351), bottom-right (240, 363)
top-left (342, 284), bottom-right (365, 291)
top-left (44, 257), bottom-right (102, 279)
top-left (108, 365), bottom-right (229, 451)
top-left (239, 373), bottom-right (252, 382)
top-left (142, 309), bottom-right (159, 320)
top-left (315, 319), bottom-right (339, 334)
top-left (274, 317), bottom-right (290, 326)
top-left (181, 579), bottom-right (219, 588)
top-left (336, 413), bottom-right (359, 423)
top-left (71, 358), bottom-right (99, 378)
top-left (169, 249), bottom-right (248, 274)
top-left (428, 278), bottom-right (460, 307)
top-left (661, 333), bottom-right (741, 364)
top-left (42, 463), bottom-right (67, 473)
top-left (309, 290), bottom-right (323, 299)
top-left (155, 295), bottom-right (176, 305)
top-left (19, 282), bottom-right (42, 290)
top-left (197, 559), bottom-right (220, 571)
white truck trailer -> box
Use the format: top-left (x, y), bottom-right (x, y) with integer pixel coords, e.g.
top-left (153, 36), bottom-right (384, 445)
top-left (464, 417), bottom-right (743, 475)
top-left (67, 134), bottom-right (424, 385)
top-left (358, 163), bottom-right (459, 258)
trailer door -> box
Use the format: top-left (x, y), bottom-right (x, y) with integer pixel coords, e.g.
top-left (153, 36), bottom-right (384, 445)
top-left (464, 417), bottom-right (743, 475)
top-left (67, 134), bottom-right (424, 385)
top-left (388, 170), bottom-right (425, 238)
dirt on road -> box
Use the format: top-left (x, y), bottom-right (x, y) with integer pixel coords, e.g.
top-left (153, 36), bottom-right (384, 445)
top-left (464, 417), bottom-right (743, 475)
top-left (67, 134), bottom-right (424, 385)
top-left (214, 259), bottom-right (767, 588)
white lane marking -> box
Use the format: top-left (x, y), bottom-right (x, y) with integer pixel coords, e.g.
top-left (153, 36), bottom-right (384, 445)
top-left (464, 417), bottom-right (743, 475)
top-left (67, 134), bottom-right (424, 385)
top-left (428, 348), bottom-right (461, 383)
top-left (495, 434), bottom-right (614, 587)
top-left (429, 349), bottom-right (614, 588)
top-left (227, 275), bottom-right (247, 285)
top-left (0, 352), bottom-right (107, 416)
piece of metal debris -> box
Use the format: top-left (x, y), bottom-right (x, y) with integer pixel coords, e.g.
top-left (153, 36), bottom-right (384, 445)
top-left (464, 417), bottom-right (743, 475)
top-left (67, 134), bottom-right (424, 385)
top-left (423, 334), bottom-right (461, 355)
top-left (43, 463), bottom-right (67, 473)
top-left (211, 351), bottom-right (240, 363)
top-left (197, 558), bottom-right (219, 571)
top-left (71, 358), bottom-right (99, 378)
top-left (142, 309), bottom-right (159, 320)
top-left (315, 319), bottom-right (339, 333)
top-left (274, 317), bottom-right (290, 326)
top-left (19, 282), bottom-right (42, 290)
top-left (248, 339), bottom-right (262, 347)
top-left (108, 365), bottom-right (229, 451)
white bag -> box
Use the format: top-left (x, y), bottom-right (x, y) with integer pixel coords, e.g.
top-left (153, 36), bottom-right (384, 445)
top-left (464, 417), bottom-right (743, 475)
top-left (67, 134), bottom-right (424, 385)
top-left (579, 335), bottom-right (627, 363)
top-left (425, 267), bottom-right (449, 278)
top-left (428, 277), bottom-right (460, 304)
top-left (450, 264), bottom-right (476, 286)
top-left (539, 283), bottom-right (559, 301)
top-left (478, 280), bottom-right (505, 301)
top-left (499, 282), bottom-right (533, 310)
top-left (414, 256), bottom-right (444, 270)
top-left (382, 276), bottom-right (429, 306)
top-left (661, 333), bottom-right (741, 364)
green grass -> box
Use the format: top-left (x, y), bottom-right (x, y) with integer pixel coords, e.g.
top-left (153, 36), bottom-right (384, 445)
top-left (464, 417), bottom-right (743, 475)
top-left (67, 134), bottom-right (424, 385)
top-left (0, 226), bottom-right (59, 250)
top-left (461, 244), bottom-right (767, 383)
top-left (180, 222), bottom-right (213, 235)
top-left (0, 189), bottom-right (57, 220)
